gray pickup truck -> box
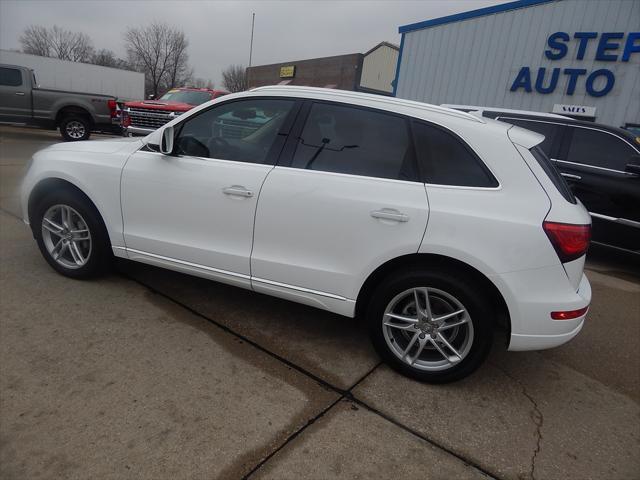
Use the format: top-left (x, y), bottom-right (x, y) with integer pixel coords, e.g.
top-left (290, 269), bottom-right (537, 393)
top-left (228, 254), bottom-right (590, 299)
top-left (0, 64), bottom-right (120, 141)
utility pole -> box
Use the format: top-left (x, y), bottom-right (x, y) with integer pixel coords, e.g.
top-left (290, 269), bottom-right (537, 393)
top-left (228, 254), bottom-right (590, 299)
top-left (249, 12), bottom-right (255, 67)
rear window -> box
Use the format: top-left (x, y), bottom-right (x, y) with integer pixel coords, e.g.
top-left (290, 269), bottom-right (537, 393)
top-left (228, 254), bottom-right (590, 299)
top-left (530, 146), bottom-right (576, 204)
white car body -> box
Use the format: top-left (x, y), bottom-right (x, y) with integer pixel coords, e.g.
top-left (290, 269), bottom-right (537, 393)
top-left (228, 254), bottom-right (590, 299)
top-left (21, 86), bottom-right (591, 354)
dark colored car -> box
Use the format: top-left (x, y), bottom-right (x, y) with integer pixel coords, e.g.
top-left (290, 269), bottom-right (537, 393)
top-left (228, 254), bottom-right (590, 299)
top-left (444, 106), bottom-right (640, 254)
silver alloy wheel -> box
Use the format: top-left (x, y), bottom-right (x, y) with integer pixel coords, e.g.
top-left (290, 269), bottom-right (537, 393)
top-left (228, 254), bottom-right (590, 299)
top-left (65, 120), bottom-right (86, 139)
top-left (41, 204), bottom-right (92, 269)
top-left (382, 287), bottom-right (474, 371)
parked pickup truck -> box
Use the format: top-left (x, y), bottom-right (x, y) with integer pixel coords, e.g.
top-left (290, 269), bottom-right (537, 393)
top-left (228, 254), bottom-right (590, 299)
top-left (122, 87), bottom-right (228, 136)
top-left (0, 64), bottom-right (120, 141)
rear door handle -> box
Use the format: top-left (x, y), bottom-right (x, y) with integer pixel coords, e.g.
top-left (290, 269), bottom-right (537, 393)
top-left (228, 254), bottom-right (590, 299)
top-left (222, 185), bottom-right (254, 198)
top-left (561, 172), bottom-right (582, 181)
top-left (371, 209), bottom-right (409, 222)
top-left (15, 92), bottom-right (25, 96)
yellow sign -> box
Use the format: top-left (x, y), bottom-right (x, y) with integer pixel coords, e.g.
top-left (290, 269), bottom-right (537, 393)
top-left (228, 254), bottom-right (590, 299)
top-left (280, 66), bottom-right (295, 78)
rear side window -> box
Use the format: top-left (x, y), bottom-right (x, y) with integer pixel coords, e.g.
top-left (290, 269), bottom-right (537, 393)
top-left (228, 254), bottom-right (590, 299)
top-left (0, 67), bottom-right (23, 86)
top-left (412, 121), bottom-right (498, 187)
top-left (499, 118), bottom-right (559, 157)
top-left (566, 127), bottom-right (637, 171)
top-left (530, 146), bottom-right (576, 204)
top-left (290, 103), bottom-right (418, 181)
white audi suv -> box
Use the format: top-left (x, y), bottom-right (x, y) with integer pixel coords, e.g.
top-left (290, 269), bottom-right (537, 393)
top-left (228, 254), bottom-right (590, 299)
top-left (21, 86), bottom-right (592, 382)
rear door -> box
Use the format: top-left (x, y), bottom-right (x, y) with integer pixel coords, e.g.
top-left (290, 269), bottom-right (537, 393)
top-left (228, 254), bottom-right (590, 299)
top-left (0, 66), bottom-right (31, 120)
top-left (556, 125), bottom-right (640, 251)
top-left (251, 101), bottom-right (429, 315)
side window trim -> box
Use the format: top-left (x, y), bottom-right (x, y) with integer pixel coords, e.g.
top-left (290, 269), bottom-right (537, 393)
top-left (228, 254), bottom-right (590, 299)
top-left (172, 96), bottom-right (303, 166)
top-left (561, 125), bottom-right (639, 174)
top-left (411, 119), bottom-right (500, 189)
top-left (278, 99), bottom-right (422, 183)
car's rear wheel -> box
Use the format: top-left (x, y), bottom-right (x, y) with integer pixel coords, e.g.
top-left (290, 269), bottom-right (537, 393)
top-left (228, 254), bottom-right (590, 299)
top-left (367, 269), bottom-right (493, 383)
top-left (33, 189), bottom-right (111, 278)
top-left (59, 115), bottom-right (91, 141)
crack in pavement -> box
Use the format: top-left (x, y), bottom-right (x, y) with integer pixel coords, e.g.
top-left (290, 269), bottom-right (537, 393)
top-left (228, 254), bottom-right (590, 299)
top-left (493, 363), bottom-right (544, 480)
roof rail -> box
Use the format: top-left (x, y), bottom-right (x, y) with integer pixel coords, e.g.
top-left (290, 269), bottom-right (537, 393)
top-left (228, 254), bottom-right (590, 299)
top-left (249, 85), bottom-right (484, 123)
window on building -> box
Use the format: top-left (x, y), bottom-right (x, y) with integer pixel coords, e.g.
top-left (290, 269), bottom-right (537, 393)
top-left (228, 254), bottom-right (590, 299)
top-left (0, 67), bottom-right (23, 87)
top-left (291, 102), bottom-right (418, 181)
top-left (412, 121), bottom-right (498, 187)
top-left (566, 127), bottom-right (637, 171)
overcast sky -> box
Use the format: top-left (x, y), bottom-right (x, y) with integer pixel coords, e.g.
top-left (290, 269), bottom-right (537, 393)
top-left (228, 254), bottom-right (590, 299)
top-left (0, 0), bottom-right (504, 87)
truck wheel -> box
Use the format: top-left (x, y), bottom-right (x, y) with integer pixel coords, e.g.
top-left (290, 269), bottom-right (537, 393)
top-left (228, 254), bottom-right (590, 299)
top-left (59, 115), bottom-right (91, 141)
top-left (366, 268), bottom-right (494, 383)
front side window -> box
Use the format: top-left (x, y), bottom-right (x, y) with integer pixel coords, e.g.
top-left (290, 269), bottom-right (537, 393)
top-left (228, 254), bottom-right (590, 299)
top-left (175, 99), bottom-right (295, 164)
top-left (290, 103), bottom-right (417, 181)
top-left (412, 121), bottom-right (498, 187)
top-left (567, 127), bottom-right (637, 171)
top-left (0, 67), bottom-right (23, 87)
top-left (500, 118), bottom-right (559, 156)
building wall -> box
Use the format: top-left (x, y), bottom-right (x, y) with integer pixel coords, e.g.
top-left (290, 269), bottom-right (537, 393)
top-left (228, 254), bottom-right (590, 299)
top-left (395, 0), bottom-right (640, 127)
top-left (360, 44), bottom-right (399, 94)
top-left (246, 54), bottom-right (363, 91)
top-left (0, 50), bottom-right (145, 100)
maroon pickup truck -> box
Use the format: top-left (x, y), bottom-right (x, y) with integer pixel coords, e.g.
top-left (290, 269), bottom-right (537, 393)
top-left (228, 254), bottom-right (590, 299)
top-left (122, 87), bottom-right (228, 136)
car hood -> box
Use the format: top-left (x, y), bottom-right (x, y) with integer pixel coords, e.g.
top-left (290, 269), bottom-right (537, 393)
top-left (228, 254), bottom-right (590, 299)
top-left (44, 137), bottom-right (143, 154)
top-left (124, 100), bottom-right (195, 112)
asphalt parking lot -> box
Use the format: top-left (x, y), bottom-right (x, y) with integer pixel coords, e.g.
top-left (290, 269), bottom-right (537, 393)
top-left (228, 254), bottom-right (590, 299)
top-left (1, 125), bottom-right (639, 480)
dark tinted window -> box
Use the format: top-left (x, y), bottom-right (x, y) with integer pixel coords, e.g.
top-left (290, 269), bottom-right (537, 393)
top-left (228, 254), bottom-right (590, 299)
top-left (412, 121), bottom-right (498, 187)
top-left (291, 103), bottom-right (417, 181)
top-left (0, 67), bottom-right (22, 86)
top-left (530, 146), bottom-right (576, 204)
top-left (175, 99), bottom-right (294, 164)
top-left (499, 117), bottom-right (559, 156)
top-left (567, 127), bottom-right (637, 171)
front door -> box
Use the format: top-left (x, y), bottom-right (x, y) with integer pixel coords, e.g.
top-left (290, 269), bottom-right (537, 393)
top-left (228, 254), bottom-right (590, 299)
top-left (121, 97), bottom-right (298, 286)
top-left (251, 101), bottom-right (429, 314)
top-left (0, 66), bottom-right (30, 121)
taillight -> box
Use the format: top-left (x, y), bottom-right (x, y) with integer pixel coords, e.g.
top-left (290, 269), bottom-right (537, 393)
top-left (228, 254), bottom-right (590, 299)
top-left (107, 99), bottom-right (117, 118)
top-left (543, 221), bottom-right (591, 263)
top-left (551, 306), bottom-right (589, 320)
top-left (122, 110), bottom-right (131, 127)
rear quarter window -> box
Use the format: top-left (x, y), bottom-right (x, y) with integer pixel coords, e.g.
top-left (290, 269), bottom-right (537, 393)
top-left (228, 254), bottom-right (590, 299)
top-left (530, 146), bottom-right (576, 204)
top-left (412, 121), bottom-right (498, 188)
top-left (0, 67), bottom-right (23, 86)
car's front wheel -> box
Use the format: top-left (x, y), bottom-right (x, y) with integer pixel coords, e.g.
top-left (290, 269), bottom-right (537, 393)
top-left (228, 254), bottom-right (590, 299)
top-left (367, 269), bottom-right (493, 383)
top-left (33, 188), bottom-right (111, 278)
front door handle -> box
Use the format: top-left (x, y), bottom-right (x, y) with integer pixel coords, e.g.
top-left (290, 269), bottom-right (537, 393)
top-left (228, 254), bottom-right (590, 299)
top-left (371, 209), bottom-right (409, 222)
top-left (222, 185), bottom-right (254, 198)
top-left (561, 172), bottom-right (582, 181)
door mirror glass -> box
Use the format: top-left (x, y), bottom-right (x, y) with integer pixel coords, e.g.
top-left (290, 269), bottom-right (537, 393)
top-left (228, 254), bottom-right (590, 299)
top-left (160, 125), bottom-right (174, 154)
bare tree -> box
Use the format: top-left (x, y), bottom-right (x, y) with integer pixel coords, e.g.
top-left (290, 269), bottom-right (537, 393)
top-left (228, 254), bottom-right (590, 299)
top-left (91, 49), bottom-right (128, 69)
top-left (124, 22), bottom-right (192, 97)
top-left (221, 65), bottom-right (247, 93)
top-left (20, 25), bottom-right (94, 62)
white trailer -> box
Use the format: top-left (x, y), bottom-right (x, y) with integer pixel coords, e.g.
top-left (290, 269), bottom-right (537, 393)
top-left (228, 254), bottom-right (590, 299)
top-left (0, 50), bottom-right (144, 101)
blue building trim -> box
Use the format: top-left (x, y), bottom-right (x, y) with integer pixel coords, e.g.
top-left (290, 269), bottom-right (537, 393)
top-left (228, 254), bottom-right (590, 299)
top-left (391, 33), bottom-right (405, 97)
top-left (399, 0), bottom-right (556, 34)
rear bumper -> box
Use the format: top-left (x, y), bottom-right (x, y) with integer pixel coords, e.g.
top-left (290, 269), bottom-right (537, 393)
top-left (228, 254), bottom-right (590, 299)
top-left (496, 267), bottom-right (591, 351)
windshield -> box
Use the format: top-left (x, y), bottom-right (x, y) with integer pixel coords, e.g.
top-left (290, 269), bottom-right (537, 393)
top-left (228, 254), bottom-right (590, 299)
top-left (158, 90), bottom-right (212, 105)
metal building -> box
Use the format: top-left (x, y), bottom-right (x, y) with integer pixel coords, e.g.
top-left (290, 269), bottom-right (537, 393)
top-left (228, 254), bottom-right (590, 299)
top-left (359, 42), bottom-right (399, 95)
top-left (0, 50), bottom-right (145, 101)
top-left (393, 0), bottom-right (640, 128)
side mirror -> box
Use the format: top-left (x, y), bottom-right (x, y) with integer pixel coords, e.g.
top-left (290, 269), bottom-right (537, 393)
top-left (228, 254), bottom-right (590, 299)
top-left (626, 155), bottom-right (640, 175)
top-left (160, 125), bottom-right (174, 154)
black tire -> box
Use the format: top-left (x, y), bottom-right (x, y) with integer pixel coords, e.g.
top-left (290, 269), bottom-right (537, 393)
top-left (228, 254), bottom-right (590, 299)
top-left (59, 115), bottom-right (91, 141)
top-left (366, 268), bottom-right (494, 383)
top-left (33, 188), bottom-right (112, 279)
